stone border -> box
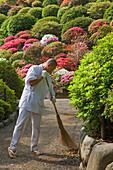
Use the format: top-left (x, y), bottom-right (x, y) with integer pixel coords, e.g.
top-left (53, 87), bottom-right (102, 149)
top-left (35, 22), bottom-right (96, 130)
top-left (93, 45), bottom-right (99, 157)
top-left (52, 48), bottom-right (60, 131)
top-left (0, 110), bottom-right (18, 129)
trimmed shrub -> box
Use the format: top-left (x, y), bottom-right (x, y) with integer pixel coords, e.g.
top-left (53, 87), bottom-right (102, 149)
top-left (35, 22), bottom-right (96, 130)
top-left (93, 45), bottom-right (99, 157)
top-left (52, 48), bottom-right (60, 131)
top-left (7, 6), bottom-right (21, 16)
top-left (36, 16), bottom-right (60, 23)
top-left (60, 0), bottom-right (71, 7)
top-left (84, 2), bottom-right (96, 9)
top-left (56, 58), bottom-right (76, 71)
top-left (0, 60), bottom-right (24, 98)
top-left (0, 14), bottom-right (6, 27)
top-left (110, 20), bottom-right (113, 27)
top-left (54, 53), bottom-right (67, 59)
top-left (19, 33), bottom-right (32, 39)
top-left (42, 0), bottom-right (58, 7)
top-left (40, 34), bottom-right (57, 45)
top-left (12, 59), bottom-right (28, 68)
top-left (15, 30), bottom-right (31, 38)
top-left (17, 0), bottom-right (28, 7)
top-left (9, 51), bottom-right (24, 63)
top-left (4, 35), bottom-right (16, 43)
top-left (0, 99), bottom-right (12, 121)
top-left (18, 7), bottom-right (31, 14)
top-left (0, 39), bottom-right (4, 46)
top-left (27, 7), bottom-right (42, 19)
top-left (57, 6), bottom-right (68, 19)
top-left (24, 38), bottom-right (39, 44)
top-left (41, 41), bottom-right (67, 57)
top-left (103, 4), bottom-right (113, 23)
top-left (1, 16), bottom-right (12, 38)
top-left (68, 0), bottom-right (89, 7)
top-left (88, 1), bottom-right (111, 19)
top-left (5, 0), bottom-right (17, 5)
top-left (22, 43), bottom-right (32, 51)
top-left (0, 3), bottom-right (11, 15)
top-left (32, 1), bottom-right (42, 7)
top-left (68, 32), bottom-right (113, 136)
top-left (60, 6), bottom-right (87, 25)
top-left (0, 79), bottom-right (17, 112)
top-left (16, 63), bottom-right (32, 78)
top-left (62, 16), bottom-right (93, 35)
top-left (62, 27), bottom-right (86, 44)
top-left (88, 19), bottom-right (109, 35)
top-left (8, 48), bottom-right (18, 54)
top-left (0, 49), bottom-right (12, 60)
top-left (31, 20), bottom-right (62, 40)
top-left (23, 43), bottom-right (44, 64)
top-left (7, 13), bottom-right (36, 36)
top-left (42, 4), bottom-right (59, 17)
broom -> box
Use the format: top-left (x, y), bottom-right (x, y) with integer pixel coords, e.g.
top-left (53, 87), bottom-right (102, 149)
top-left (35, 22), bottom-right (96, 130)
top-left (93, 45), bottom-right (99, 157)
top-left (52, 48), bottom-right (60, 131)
top-left (45, 77), bottom-right (78, 151)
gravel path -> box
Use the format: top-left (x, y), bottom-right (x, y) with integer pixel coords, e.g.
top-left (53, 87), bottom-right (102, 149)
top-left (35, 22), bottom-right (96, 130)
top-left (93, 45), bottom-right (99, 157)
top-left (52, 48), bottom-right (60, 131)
top-left (0, 99), bottom-right (82, 170)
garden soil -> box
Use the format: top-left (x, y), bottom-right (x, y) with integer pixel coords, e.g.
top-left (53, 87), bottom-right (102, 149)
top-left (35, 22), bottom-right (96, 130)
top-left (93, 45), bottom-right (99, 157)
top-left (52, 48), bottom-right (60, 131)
top-left (0, 99), bottom-right (82, 170)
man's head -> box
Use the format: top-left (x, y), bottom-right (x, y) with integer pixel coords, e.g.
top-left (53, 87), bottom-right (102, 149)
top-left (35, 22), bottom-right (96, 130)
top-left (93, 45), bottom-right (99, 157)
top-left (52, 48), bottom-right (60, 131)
top-left (43, 58), bottom-right (57, 74)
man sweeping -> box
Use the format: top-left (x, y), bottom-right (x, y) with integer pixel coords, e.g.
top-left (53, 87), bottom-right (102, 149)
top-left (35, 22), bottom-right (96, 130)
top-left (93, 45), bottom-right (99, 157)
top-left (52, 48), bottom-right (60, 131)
top-left (8, 58), bottom-right (57, 158)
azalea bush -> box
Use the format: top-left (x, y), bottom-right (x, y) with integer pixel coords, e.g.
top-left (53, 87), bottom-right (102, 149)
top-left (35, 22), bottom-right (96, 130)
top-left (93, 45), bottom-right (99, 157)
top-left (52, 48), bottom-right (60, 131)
top-left (0, 99), bottom-right (12, 121)
top-left (19, 33), bottom-right (32, 40)
top-left (9, 51), bottom-right (24, 63)
top-left (68, 33), bottom-right (113, 137)
top-left (15, 30), bottom-right (31, 38)
top-left (88, 1), bottom-right (111, 19)
top-left (23, 43), bottom-right (44, 64)
top-left (32, 1), bottom-right (42, 7)
top-left (0, 3), bottom-right (11, 15)
top-left (40, 34), bottom-right (57, 45)
top-left (62, 27), bottom-right (86, 44)
top-left (18, 7), bottom-right (31, 14)
top-left (0, 49), bottom-right (12, 60)
top-left (41, 41), bottom-right (67, 58)
top-left (16, 63), bottom-right (32, 78)
top-left (7, 6), bottom-right (21, 16)
top-left (4, 35), bottom-right (16, 43)
top-left (27, 7), bottom-right (42, 19)
top-left (42, 4), bottom-right (59, 17)
top-left (12, 59), bottom-right (28, 68)
top-left (88, 19), bottom-right (109, 35)
top-left (103, 4), bottom-right (113, 22)
top-left (0, 14), bottom-right (6, 27)
top-left (24, 38), bottom-right (39, 44)
top-left (44, 37), bottom-right (59, 45)
top-left (57, 6), bottom-right (68, 19)
top-left (61, 71), bottom-right (74, 88)
top-left (54, 53), bottom-right (67, 60)
top-left (42, 0), bottom-right (57, 7)
top-left (56, 57), bottom-right (76, 71)
top-left (60, 6), bottom-right (87, 25)
top-left (60, 0), bottom-right (71, 7)
top-left (22, 43), bottom-right (32, 51)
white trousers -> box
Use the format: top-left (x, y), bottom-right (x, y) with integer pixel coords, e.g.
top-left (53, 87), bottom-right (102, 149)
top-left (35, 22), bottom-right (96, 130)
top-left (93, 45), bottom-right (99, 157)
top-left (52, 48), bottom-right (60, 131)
top-left (10, 108), bottom-right (42, 151)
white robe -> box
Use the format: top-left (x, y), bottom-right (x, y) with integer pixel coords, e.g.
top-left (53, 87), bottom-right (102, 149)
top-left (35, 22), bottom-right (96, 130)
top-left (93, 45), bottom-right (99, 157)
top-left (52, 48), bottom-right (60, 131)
top-left (18, 64), bottom-right (55, 113)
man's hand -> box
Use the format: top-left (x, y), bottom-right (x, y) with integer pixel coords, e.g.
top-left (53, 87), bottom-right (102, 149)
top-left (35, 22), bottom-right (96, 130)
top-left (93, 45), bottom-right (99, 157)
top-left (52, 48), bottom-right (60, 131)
top-left (41, 70), bottom-right (48, 78)
top-left (51, 96), bottom-right (56, 104)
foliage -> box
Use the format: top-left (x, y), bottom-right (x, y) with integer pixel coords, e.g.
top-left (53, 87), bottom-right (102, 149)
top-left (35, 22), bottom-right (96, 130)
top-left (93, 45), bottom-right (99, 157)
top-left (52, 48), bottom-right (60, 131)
top-left (0, 3), bottom-right (11, 15)
top-left (42, 0), bottom-right (58, 7)
top-left (5, 0), bottom-right (17, 5)
top-left (57, 6), bottom-right (68, 19)
top-left (0, 79), bottom-right (17, 112)
top-left (0, 60), bottom-right (24, 98)
top-left (7, 13), bottom-right (36, 36)
top-left (9, 51), bottom-right (24, 63)
top-left (32, 1), bottom-right (42, 7)
top-left (27, 7), bottom-right (42, 19)
top-left (68, 33), bottom-right (113, 135)
top-left (69, 0), bottom-right (89, 6)
top-left (54, 53), bottom-right (67, 60)
top-left (12, 59), bottom-right (28, 68)
top-left (35, 16), bottom-right (60, 23)
top-left (0, 16), bottom-right (12, 38)
top-left (4, 35), bottom-right (16, 43)
top-left (8, 48), bottom-right (18, 54)
top-left (19, 33), bottom-right (32, 40)
top-left (62, 27), bottom-right (86, 44)
top-left (22, 43), bottom-right (32, 51)
top-left (15, 30), bottom-right (31, 38)
top-left (42, 4), bottom-right (59, 17)
top-left (56, 57), bottom-right (76, 71)
top-left (0, 99), bottom-right (12, 121)
top-left (40, 34), bottom-right (57, 45)
top-left (61, 71), bottom-right (74, 88)
top-left (60, 6), bottom-right (87, 25)
top-left (16, 63), bottom-right (32, 78)
top-left (84, 2), bottom-right (95, 9)
top-left (7, 6), bottom-right (21, 16)
top-left (103, 4), bottom-right (113, 23)
top-left (24, 38), bottom-right (39, 44)
top-left (23, 43), bottom-right (44, 64)
top-left (18, 7), bottom-right (31, 14)
top-left (90, 24), bottom-right (112, 44)
top-left (31, 20), bottom-right (62, 40)
top-left (44, 36), bottom-right (59, 45)
top-left (110, 20), bottom-right (113, 27)
top-left (0, 14), bottom-right (6, 27)
top-left (62, 16), bottom-right (93, 35)
top-left (88, 19), bottom-right (109, 35)
top-left (60, 0), bottom-right (71, 7)
top-left (17, 0), bottom-right (28, 7)
top-left (88, 1), bottom-right (111, 19)
top-left (41, 41), bottom-right (67, 58)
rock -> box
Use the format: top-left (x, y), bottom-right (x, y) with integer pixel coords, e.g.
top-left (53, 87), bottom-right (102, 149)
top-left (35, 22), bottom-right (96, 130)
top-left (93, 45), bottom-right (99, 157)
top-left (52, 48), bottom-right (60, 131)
top-left (80, 135), bottom-right (97, 165)
top-left (0, 122), bottom-right (4, 128)
top-left (79, 162), bottom-right (87, 170)
top-left (80, 127), bottom-right (86, 144)
top-left (105, 162), bottom-right (113, 170)
top-left (3, 119), bottom-right (11, 126)
top-left (87, 142), bottom-right (113, 170)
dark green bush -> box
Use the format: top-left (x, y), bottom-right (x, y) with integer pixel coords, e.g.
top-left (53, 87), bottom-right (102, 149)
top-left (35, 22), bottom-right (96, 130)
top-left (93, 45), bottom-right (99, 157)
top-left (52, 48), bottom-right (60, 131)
top-left (42, 4), bottom-right (59, 17)
top-left (9, 51), bottom-right (24, 63)
top-left (12, 59), bottom-right (28, 68)
top-left (23, 43), bottom-right (44, 64)
top-left (36, 16), bottom-right (60, 23)
top-left (68, 32), bottom-right (113, 136)
top-left (18, 7), bottom-right (31, 14)
top-left (0, 14), bottom-right (6, 27)
top-left (31, 20), bottom-right (62, 39)
top-left (103, 4), bottom-right (113, 23)
top-left (0, 3), bottom-right (11, 15)
top-left (68, 0), bottom-right (89, 7)
top-left (0, 79), bottom-right (17, 112)
top-left (62, 16), bottom-right (93, 35)
top-left (60, 6), bottom-right (87, 25)
top-left (7, 13), bottom-right (36, 36)
top-left (32, 1), bottom-right (42, 7)
top-left (42, 0), bottom-right (58, 7)
top-left (88, 1), bottom-right (111, 19)
top-left (0, 99), bottom-right (12, 121)
top-left (0, 60), bottom-right (24, 98)
top-left (0, 49), bottom-right (12, 60)
top-left (84, 2), bottom-right (96, 9)
top-left (41, 41), bottom-right (67, 57)
top-left (7, 6), bottom-right (21, 16)
top-left (27, 7), bottom-right (42, 19)
top-left (1, 16), bottom-right (12, 38)
top-left (57, 6), bottom-right (68, 19)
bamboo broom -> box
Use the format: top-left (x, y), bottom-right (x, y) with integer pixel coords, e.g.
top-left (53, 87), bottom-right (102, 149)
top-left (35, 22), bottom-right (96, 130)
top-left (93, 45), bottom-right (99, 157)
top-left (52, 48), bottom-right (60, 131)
top-left (45, 77), bottom-right (78, 151)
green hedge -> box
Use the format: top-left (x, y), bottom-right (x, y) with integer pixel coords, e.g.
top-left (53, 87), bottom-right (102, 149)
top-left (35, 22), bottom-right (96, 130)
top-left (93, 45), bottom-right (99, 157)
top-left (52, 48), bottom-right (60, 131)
top-left (42, 4), bottom-right (59, 17)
